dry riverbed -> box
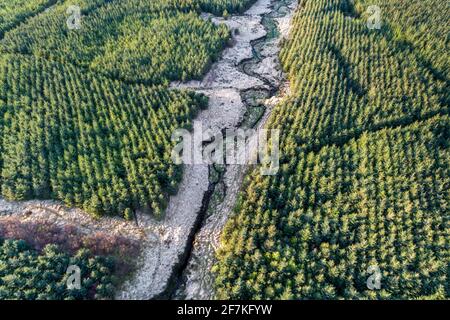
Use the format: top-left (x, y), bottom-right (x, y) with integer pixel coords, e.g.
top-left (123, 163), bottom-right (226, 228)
top-left (0, 0), bottom-right (299, 300)
top-left (119, 0), bottom-right (298, 300)
top-left (172, 0), bottom-right (298, 300)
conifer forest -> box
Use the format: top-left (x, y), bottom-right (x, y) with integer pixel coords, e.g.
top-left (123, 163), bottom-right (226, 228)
top-left (0, 0), bottom-right (448, 303)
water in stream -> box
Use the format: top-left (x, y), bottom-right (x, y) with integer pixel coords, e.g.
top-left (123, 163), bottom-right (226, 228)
top-left (116, 0), bottom-right (298, 300)
top-left (172, 0), bottom-right (298, 300)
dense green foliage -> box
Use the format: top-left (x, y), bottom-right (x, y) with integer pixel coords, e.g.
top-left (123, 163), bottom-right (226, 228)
top-left (0, 0), bottom-right (256, 218)
top-left (216, 116), bottom-right (449, 299)
top-left (0, 0), bottom-right (57, 38)
top-left (196, 0), bottom-right (255, 15)
top-left (358, 0), bottom-right (449, 81)
top-left (215, 0), bottom-right (449, 299)
top-left (0, 54), bottom-right (206, 217)
top-left (0, 0), bottom-right (251, 84)
top-left (272, 0), bottom-right (447, 151)
top-left (0, 238), bottom-right (115, 300)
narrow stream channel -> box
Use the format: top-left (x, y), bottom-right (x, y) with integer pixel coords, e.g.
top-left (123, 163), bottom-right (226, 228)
top-left (171, 0), bottom-right (298, 300)
top-left (117, 0), bottom-right (298, 300)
